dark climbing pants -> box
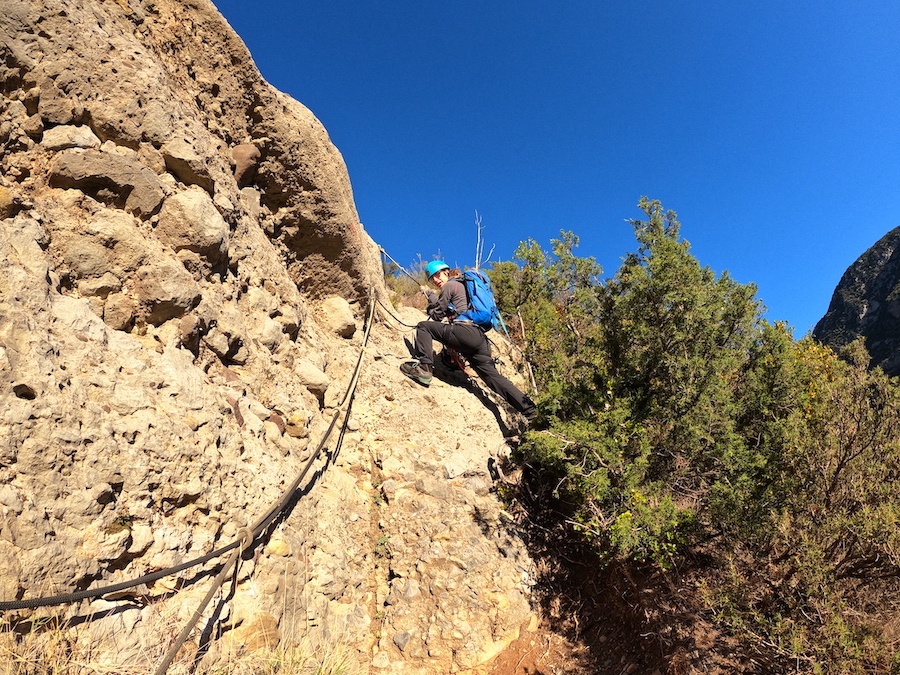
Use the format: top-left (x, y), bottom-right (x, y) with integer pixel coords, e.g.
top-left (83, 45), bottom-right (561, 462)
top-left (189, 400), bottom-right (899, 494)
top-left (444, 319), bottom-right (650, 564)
top-left (413, 321), bottom-right (535, 414)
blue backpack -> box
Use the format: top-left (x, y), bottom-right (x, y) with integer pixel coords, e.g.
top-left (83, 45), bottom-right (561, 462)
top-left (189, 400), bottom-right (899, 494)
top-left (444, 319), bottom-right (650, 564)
top-left (454, 269), bottom-right (503, 332)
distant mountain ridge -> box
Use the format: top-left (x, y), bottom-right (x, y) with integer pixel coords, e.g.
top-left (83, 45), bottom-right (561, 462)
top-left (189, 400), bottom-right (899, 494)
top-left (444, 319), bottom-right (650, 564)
top-left (814, 225), bottom-right (900, 375)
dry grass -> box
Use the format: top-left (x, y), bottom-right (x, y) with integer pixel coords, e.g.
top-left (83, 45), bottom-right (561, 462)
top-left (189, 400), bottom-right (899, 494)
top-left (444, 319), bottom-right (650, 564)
top-left (0, 605), bottom-right (359, 675)
top-left (0, 616), bottom-right (102, 675)
top-left (197, 638), bottom-right (356, 675)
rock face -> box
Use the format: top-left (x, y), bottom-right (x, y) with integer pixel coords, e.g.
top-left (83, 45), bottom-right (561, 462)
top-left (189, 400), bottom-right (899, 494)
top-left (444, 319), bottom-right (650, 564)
top-left (0, 1), bottom-right (537, 673)
top-left (814, 226), bottom-right (900, 375)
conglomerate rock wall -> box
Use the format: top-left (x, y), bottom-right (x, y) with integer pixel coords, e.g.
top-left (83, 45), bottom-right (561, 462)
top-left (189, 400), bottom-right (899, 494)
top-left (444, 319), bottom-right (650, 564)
top-left (0, 1), bottom-right (536, 672)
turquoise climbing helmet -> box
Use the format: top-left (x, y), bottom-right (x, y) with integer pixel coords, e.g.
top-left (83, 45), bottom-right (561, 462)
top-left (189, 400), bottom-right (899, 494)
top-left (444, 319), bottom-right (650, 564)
top-left (425, 260), bottom-right (450, 279)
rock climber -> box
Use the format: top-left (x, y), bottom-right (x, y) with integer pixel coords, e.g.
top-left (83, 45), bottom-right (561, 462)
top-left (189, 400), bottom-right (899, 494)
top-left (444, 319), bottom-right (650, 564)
top-left (400, 260), bottom-right (538, 422)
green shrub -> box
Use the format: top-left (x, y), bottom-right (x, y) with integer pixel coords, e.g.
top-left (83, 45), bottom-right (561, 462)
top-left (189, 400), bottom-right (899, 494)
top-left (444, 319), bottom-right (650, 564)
top-left (504, 197), bottom-right (900, 670)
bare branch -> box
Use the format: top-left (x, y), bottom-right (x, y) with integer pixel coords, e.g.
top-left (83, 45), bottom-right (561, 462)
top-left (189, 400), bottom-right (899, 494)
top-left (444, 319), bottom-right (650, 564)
top-left (474, 209), bottom-right (484, 269)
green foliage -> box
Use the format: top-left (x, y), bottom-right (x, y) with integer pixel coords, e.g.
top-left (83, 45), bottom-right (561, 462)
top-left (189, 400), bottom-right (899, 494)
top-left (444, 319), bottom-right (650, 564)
top-left (489, 231), bottom-right (605, 420)
top-left (501, 197), bottom-right (900, 670)
top-left (505, 198), bottom-right (765, 563)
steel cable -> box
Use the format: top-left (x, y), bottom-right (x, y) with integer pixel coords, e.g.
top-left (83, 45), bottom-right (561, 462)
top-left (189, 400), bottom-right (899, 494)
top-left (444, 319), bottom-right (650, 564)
top-left (0, 291), bottom-right (375, 659)
top-left (153, 289), bottom-right (375, 674)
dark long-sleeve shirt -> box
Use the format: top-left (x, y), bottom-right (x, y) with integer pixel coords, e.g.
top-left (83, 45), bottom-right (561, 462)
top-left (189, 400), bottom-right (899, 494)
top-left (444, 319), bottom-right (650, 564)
top-left (425, 277), bottom-right (468, 322)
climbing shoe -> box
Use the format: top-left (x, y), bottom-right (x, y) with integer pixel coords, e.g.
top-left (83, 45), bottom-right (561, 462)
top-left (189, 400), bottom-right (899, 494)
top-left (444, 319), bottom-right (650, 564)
top-left (400, 360), bottom-right (433, 386)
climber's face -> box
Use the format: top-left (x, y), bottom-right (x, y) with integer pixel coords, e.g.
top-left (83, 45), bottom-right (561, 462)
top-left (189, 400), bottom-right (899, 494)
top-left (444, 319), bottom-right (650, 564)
top-left (430, 268), bottom-right (450, 289)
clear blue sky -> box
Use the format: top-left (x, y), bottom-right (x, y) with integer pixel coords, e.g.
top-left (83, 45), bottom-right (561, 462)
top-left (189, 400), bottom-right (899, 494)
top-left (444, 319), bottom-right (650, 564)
top-left (213, 0), bottom-right (900, 335)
